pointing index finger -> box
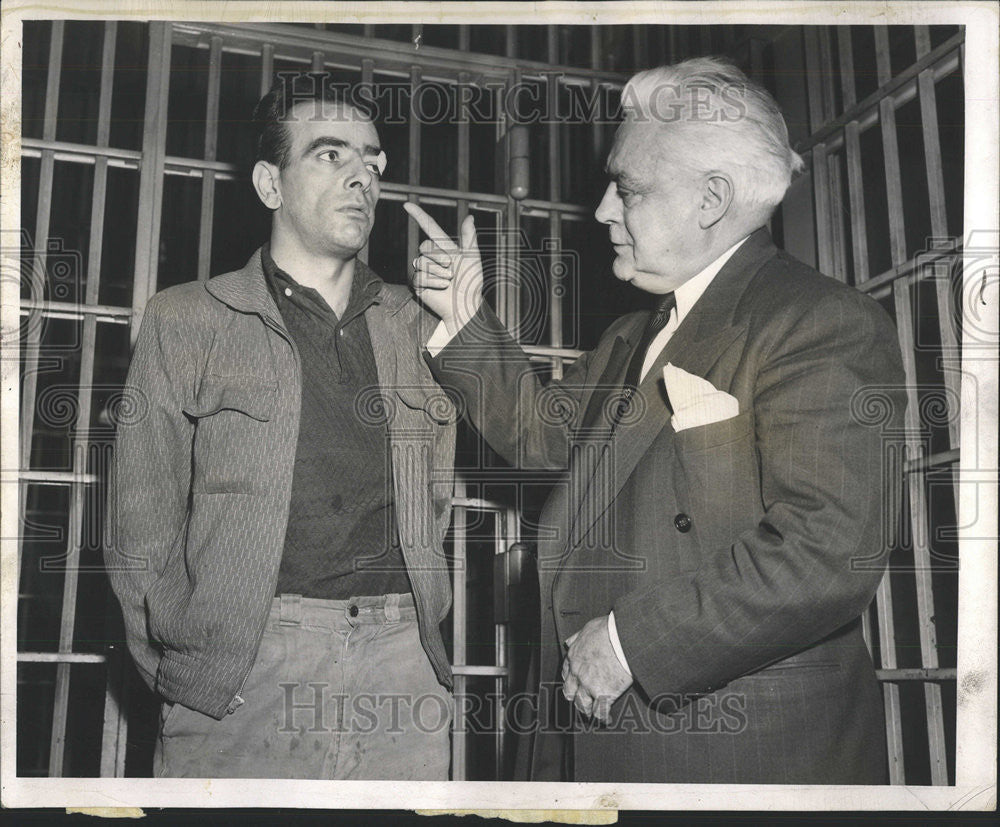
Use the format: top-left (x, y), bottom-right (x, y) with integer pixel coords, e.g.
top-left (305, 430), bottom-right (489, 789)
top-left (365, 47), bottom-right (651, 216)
top-left (403, 202), bottom-right (458, 251)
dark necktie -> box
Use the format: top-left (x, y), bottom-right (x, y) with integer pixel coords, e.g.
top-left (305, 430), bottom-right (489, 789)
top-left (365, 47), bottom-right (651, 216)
top-left (610, 291), bottom-right (676, 429)
top-left (623, 291), bottom-right (677, 391)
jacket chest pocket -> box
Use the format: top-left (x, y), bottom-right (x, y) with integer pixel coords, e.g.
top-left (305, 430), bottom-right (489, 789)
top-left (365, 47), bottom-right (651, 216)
top-left (184, 374), bottom-right (277, 494)
top-left (671, 411), bottom-right (762, 550)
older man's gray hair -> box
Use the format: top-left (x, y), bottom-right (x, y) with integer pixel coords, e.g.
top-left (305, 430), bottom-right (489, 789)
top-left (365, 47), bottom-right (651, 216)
top-left (621, 56), bottom-right (805, 216)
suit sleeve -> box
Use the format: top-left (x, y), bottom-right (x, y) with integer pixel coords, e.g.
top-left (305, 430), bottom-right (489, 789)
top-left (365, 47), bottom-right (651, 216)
top-left (425, 303), bottom-right (599, 470)
top-left (104, 294), bottom-right (197, 691)
top-left (613, 290), bottom-right (906, 699)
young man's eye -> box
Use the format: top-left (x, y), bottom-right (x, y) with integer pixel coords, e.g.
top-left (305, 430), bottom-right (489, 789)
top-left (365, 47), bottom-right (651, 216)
top-left (318, 149), bottom-right (341, 163)
top-left (364, 162), bottom-right (382, 177)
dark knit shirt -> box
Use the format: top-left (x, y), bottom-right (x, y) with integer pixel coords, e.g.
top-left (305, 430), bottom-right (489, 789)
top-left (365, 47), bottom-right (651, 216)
top-left (262, 246), bottom-right (410, 599)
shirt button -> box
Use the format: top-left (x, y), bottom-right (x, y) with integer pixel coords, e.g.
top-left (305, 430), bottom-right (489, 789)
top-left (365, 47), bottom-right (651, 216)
top-left (284, 287), bottom-right (292, 297)
top-left (674, 513), bottom-right (692, 533)
top-left (339, 328), bottom-right (344, 337)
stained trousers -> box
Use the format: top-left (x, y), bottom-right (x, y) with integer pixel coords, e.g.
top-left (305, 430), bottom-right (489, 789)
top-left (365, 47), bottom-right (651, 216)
top-left (153, 592), bottom-right (452, 779)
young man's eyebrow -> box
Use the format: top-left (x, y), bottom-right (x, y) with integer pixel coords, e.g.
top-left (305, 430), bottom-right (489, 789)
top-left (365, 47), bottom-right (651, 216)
top-left (302, 137), bottom-right (382, 157)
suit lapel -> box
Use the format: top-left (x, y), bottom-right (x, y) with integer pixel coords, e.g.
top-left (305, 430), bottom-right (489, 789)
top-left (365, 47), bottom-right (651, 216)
top-left (566, 227), bottom-right (776, 554)
top-left (579, 333), bottom-right (636, 432)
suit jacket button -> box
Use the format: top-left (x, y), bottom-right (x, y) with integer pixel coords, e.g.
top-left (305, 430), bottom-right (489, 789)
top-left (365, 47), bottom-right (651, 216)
top-left (674, 513), bottom-right (692, 533)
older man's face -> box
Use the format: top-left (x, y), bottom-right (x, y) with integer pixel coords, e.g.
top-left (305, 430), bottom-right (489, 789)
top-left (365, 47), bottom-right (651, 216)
top-left (275, 99), bottom-right (382, 259)
top-left (595, 120), bottom-right (704, 294)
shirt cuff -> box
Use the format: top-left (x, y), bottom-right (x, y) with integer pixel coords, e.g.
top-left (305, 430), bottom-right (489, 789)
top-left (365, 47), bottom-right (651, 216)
top-left (607, 611), bottom-right (632, 675)
top-left (425, 319), bottom-right (456, 357)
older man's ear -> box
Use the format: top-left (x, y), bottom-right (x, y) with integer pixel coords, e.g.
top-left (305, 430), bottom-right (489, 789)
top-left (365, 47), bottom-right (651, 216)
top-left (697, 171), bottom-right (735, 229)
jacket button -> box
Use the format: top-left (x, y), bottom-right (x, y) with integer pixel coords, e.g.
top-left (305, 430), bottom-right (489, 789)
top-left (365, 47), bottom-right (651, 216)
top-left (349, 605), bottom-right (359, 617)
top-left (674, 513), bottom-right (692, 533)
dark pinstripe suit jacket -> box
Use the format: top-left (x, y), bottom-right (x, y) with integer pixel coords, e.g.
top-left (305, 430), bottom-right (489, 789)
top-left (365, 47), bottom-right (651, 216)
top-left (429, 227), bottom-right (906, 783)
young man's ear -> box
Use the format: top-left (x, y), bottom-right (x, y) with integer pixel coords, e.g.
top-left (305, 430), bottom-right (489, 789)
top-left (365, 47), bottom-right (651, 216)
top-left (698, 171), bottom-right (734, 229)
top-left (252, 160), bottom-right (282, 210)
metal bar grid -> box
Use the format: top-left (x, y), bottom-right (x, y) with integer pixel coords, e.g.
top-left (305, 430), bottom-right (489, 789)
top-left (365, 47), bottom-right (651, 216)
top-left (914, 29), bottom-right (962, 455)
top-left (259, 42), bottom-right (274, 95)
top-left (797, 24), bottom-right (964, 785)
top-left (19, 300), bottom-right (132, 322)
top-left (22, 137), bottom-right (601, 222)
top-left (450, 476), bottom-right (468, 780)
top-left (17, 24), bottom-right (65, 773)
top-left (546, 32), bottom-right (565, 376)
top-left (501, 68), bottom-right (523, 336)
top-left (876, 569), bottom-right (906, 783)
top-left (19, 19), bottom-right (64, 518)
top-left (447, 482), bottom-right (512, 780)
top-left (130, 22), bottom-right (172, 341)
top-left (819, 28), bottom-right (848, 282)
top-left (803, 30), bottom-right (836, 278)
top-left (19, 652), bottom-right (107, 664)
top-left (843, 117), bottom-right (870, 284)
top-left (456, 70), bottom-right (471, 233)
top-left (405, 64), bottom-right (422, 292)
top-left (20, 139), bottom-right (142, 164)
top-left (796, 31), bottom-right (964, 155)
top-left (46, 19), bottom-right (120, 779)
top-left (893, 277), bottom-right (950, 785)
top-left (876, 27), bottom-right (909, 268)
top-left (196, 36), bottom-right (223, 282)
top-left (170, 21), bottom-right (629, 87)
top-left (358, 57), bottom-right (375, 266)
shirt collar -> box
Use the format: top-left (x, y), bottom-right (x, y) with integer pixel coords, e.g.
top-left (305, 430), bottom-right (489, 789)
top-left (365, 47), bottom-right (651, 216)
top-left (674, 234), bottom-right (750, 326)
top-left (261, 243), bottom-right (383, 314)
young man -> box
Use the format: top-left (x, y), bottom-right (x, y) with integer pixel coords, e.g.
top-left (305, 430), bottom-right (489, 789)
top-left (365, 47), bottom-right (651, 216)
top-left (106, 74), bottom-right (455, 779)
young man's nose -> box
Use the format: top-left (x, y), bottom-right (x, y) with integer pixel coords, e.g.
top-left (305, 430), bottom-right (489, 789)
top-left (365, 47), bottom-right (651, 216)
top-left (344, 155), bottom-right (374, 192)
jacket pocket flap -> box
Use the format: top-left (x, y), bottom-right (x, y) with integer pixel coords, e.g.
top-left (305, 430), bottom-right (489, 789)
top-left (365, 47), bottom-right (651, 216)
top-left (673, 409), bottom-right (752, 452)
top-left (394, 385), bottom-right (457, 424)
top-left (184, 374), bottom-right (276, 421)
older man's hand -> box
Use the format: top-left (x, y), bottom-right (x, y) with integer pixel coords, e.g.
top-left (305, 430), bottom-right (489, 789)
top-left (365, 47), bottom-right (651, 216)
top-left (562, 615), bottom-right (633, 723)
top-left (404, 202), bottom-right (484, 336)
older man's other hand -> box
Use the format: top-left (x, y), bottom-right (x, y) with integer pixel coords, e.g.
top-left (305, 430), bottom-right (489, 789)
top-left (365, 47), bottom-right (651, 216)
top-left (562, 615), bottom-right (633, 723)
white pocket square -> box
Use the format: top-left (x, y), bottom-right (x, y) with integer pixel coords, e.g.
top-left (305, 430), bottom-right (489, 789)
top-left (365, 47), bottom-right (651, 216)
top-left (663, 362), bottom-right (739, 432)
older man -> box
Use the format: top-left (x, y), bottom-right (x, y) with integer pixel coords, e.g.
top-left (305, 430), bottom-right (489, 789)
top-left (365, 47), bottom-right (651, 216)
top-left (105, 74), bottom-right (455, 779)
top-left (407, 57), bottom-right (905, 783)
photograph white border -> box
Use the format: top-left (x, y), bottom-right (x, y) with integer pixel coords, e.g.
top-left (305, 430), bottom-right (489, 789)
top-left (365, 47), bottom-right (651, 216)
top-left (1, 0), bottom-right (996, 813)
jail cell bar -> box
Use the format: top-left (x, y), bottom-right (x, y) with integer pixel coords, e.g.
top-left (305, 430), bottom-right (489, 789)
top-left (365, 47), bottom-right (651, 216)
top-left (449, 480), bottom-right (520, 781)
top-left (16, 19), bottom-right (137, 778)
top-left (799, 26), bottom-right (963, 785)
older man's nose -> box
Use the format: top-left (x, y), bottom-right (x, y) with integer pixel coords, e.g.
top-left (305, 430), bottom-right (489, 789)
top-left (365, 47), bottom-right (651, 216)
top-left (594, 182), bottom-right (619, 224)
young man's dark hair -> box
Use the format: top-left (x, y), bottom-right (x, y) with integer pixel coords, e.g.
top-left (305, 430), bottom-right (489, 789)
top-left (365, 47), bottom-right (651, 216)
top-left (252, 71), bottom-right (374, 168)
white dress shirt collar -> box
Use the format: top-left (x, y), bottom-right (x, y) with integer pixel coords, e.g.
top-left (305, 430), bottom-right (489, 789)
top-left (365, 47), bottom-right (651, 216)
top-left (673, 233), bottom-right (751, 327)
top-left (636, 233), bottom-right (751, 384)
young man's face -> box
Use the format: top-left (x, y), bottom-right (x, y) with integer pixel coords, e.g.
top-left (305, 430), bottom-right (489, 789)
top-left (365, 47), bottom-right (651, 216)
top-left (594, 119), bottom-right (706, 295)
top-left (273, 100), bottom-right (382, 260)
